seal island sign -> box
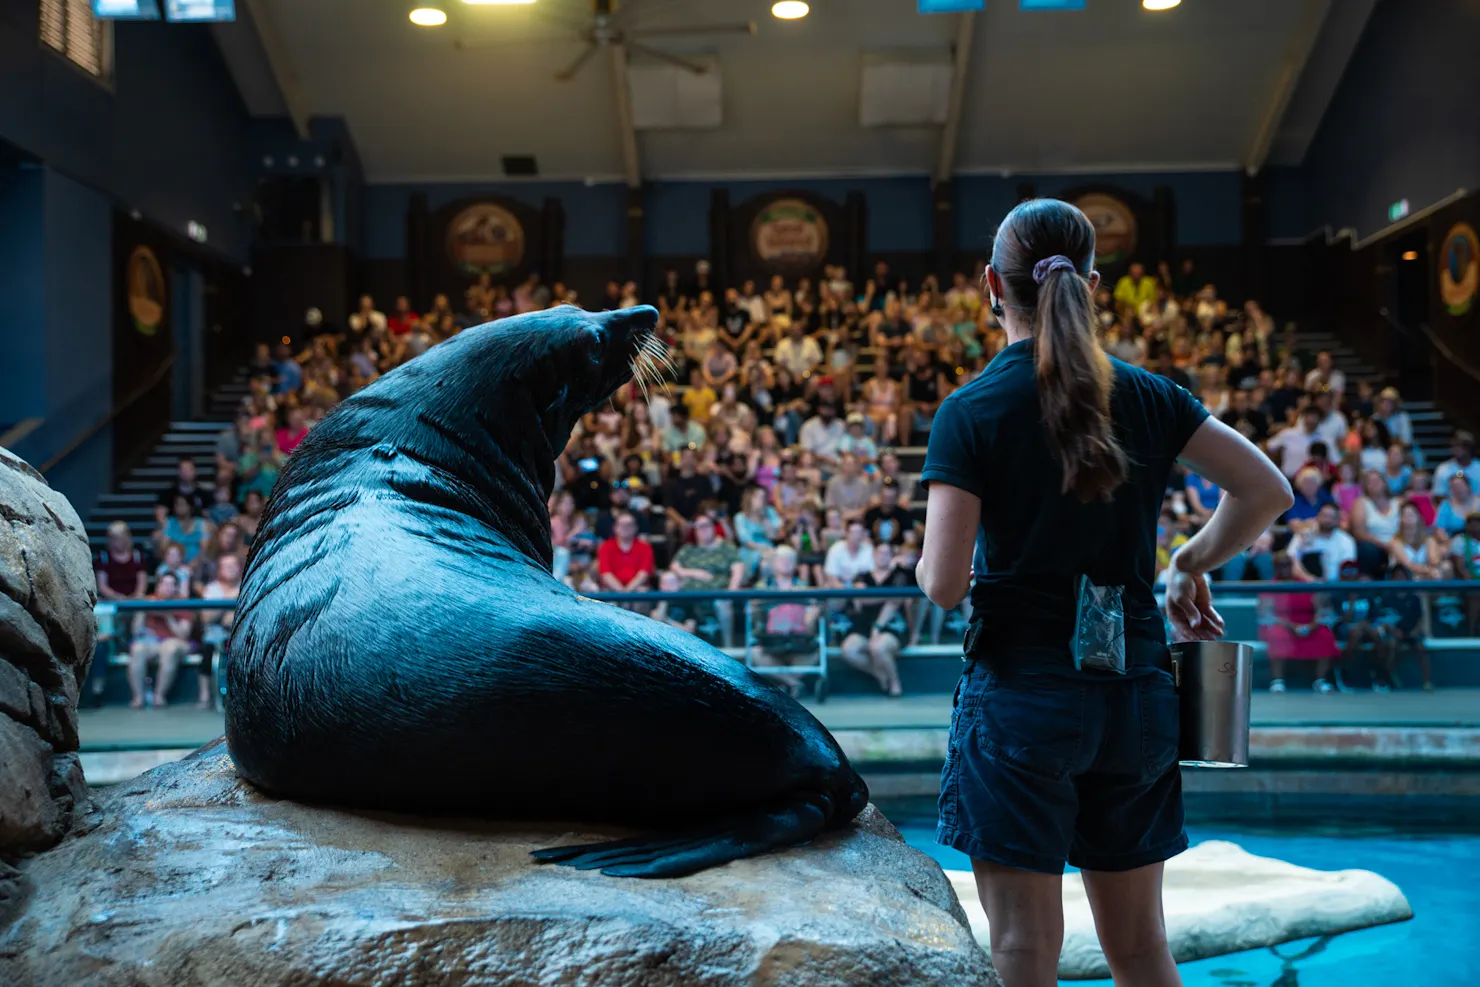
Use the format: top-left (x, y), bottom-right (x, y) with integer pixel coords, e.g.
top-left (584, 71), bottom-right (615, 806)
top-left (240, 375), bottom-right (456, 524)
top-left (1072, 192), bottom-right (1138, 268)
top-left (447, 202), bottom-right (526, 277)
top-left (127, 245), bottom-right (166, 337)
top-left (752, 198), bottom-right (829, 271)
top-left (1440, 221), bottom-right (1479, 317)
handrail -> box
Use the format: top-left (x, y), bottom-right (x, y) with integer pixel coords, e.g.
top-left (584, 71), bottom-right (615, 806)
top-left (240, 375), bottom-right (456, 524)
top-left (39, 353), bottom-right (176, 475)
top-left (93, 579), bottom-right (1480, 613)
top-left (1377, 305), bottom-right (1480, 388)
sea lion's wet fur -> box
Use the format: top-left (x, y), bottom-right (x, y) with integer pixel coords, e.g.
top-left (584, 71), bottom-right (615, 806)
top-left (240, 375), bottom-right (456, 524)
top-left (225, 305), bottom-right (868, 876)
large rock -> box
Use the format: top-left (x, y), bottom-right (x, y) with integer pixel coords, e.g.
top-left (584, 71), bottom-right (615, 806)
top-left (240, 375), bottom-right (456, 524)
top-left (1, 742), bottom-right (999, 986)
top-left (947, 840), bottom-right (1412, 980)
top-left (0, 447), bottom-right (96, 856)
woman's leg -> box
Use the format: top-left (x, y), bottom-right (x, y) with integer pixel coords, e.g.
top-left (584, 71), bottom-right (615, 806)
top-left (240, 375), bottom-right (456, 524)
top-left (869, 631), bottom-right (903, 697)
top-left (838, 633), bottom-right (875, 682)
top-left (1268, 656), bottom-right (1287, 689)
top-left (1081, 863), bottom-right (1182, 987)
top-left (971, 861), bottom-right (1064, 987)
top-left (153, 640), bottom-right (185, 706)
top-left (127, 641), bottom-right (153, 708)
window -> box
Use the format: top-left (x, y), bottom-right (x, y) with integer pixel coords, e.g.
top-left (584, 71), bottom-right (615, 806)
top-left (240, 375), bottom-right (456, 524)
top-left (39, 0), bottom-right (112, 81)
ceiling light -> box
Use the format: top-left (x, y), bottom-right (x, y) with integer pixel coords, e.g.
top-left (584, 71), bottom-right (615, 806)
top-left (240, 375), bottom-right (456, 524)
top-left (1143, 0), bottom-right (1181, 9)
top-left (1403, 250), bottom-right (1419, 261)
top-left (409, 6), bottom-right (447, 25)
top-left (772, 1), bottom-right (809, 19)
top-left (460, 0), bottom-right (535, 4)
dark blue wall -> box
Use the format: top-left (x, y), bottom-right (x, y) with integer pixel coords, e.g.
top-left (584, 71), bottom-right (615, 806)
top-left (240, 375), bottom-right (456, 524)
top-left (362, 170), bottom-right (1244, 263)
top-left (956, 171), bottom-right (1245, 250)
top-left (1297, 0), bottom-right (1480, 239)
top-left (0, 10), bottom-right (256, 263)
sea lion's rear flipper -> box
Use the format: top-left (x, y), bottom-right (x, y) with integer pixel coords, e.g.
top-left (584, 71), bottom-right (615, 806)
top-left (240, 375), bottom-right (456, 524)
top-left (531, 792), bottom-right (833, 879)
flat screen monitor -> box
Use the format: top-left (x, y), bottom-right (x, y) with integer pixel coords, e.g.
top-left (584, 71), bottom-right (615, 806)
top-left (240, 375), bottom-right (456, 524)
top-left (164, 0), bottom-right (235, 22)
top-left (93, 0), bottom-right (162, 18)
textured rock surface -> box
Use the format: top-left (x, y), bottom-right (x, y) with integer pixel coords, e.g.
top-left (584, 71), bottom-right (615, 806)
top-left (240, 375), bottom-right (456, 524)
top-left (1, 743), bottom-right (999, 986)
top-left (0, 447), bottom-right (96, 855)
top-left (948, 840), bottom-right (1413, 980)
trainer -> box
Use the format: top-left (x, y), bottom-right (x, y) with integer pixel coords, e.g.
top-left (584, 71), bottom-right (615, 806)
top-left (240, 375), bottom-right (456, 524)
top-left (916, 199), bottom-right (1292, 987)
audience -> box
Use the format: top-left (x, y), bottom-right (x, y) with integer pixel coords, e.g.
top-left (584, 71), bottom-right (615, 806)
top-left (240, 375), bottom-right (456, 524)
top-left (99, 257), bottom-right (1468, 703)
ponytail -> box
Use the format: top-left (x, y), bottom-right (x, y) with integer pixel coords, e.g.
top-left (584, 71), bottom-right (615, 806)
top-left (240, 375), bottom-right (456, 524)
top-left (1035, 267), bottom-right (1127, 502)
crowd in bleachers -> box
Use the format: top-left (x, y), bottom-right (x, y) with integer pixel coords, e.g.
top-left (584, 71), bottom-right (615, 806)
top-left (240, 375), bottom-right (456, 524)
top-left (98, 256), bottom-right (1474, 702)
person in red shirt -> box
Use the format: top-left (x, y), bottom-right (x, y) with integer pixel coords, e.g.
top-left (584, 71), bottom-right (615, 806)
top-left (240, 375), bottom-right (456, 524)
top-left (95, 522), bottom-right (148, 600)
top-left (276, 407), bottom-right (310, 456)
top-left (387, 296), bottom-right (420, 337)
top-left (597, 511), bottom-right (655, 593)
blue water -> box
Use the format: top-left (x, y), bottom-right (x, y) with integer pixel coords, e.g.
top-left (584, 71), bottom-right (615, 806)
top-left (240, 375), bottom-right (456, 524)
top-left (894, 817), bottom-right (1478, 987)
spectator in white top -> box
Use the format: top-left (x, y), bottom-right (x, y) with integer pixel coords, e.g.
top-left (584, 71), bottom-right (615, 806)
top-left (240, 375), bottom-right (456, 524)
top-left (823, 520), bottom-right (875, 588)
top-left (1287, 504), bottom-right (1358, 582)
top-left (798, 402), bottom-right (847, 467)
top-left (1433, 430), bottom-right (1480, 496)
top-left (198, 553), bottom-right (242, 708)
top-left (1309, 389), bottom-right (1349, 452)
top-left (1267, 405), bottom-right (1327, 477)
top-left (737, 279), bottom-right (767, 325)
top-left (347, 294), bottom-right (387, 335)
top-left (773, 317), bottom-right (823, 379)
top-left (1303, 351), bottom-right (1347, 396)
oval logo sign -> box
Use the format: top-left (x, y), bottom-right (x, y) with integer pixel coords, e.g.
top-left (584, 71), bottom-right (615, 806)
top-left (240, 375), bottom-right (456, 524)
top-left (751, 198), bottom-right (829, 271)
top-left (1440, 221), bottom-right (1479, 317)
top-left (447, 202), bottom-right (525, 278)
top-left (1073, 192), bottom-right (1138, 268)
top-left (127, 246), bottom-right (165, 337)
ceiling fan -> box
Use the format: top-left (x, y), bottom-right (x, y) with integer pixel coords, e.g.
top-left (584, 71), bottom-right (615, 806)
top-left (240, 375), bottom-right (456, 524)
top-left (454, 0), bottom-right (757, 81)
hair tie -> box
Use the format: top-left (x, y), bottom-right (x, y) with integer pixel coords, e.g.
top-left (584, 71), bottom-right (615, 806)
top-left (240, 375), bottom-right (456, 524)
top-left (1032, 255), bottom-right (1078, 284)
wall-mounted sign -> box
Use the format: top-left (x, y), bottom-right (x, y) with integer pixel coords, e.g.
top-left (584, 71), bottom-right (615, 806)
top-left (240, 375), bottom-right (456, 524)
top-left (1389, 199), bottom-right (1410, 223)
top-left (164, 0), bottom-right (234, 21)
top-left (94, 0), bottom-right (161, 18)
top-left (1072, 192), bottom-right (1138, 268)
top-left (187, 221), bottom-right (208, 243)
top-left (751, 198), bottom-right (829, 271)
top-left (127, 246), bottom-right (166, 337)
top-left (1440, 221), bottom-right (1479, 317)
top-left (446, 202), bottom-right (526, 277)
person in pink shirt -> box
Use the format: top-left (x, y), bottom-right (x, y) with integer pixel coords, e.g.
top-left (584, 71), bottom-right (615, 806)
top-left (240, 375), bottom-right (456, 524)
top-left (275, 407), bottom-right (310, 456)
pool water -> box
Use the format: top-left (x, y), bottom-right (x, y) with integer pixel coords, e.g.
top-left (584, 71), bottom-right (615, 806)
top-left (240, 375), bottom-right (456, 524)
top-left (893, 816), bottom-right (1479, 987)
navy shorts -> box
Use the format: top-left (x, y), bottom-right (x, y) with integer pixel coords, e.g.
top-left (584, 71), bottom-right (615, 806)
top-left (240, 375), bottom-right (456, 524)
top-left (937, 657), bottom-right (1188, 874)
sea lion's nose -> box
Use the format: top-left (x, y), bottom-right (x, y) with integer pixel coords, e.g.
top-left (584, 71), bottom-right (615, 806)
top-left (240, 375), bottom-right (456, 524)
top-left (599, 305), bottom-right (659, 337)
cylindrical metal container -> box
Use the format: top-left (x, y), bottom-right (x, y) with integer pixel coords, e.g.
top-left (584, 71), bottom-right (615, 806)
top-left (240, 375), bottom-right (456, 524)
top-left (1170, 641), bottom-right (1253, 768)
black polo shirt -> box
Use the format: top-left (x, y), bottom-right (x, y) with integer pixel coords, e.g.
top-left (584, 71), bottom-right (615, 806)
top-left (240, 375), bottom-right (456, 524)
top-left (921, 339), bottom-right (1208, 656)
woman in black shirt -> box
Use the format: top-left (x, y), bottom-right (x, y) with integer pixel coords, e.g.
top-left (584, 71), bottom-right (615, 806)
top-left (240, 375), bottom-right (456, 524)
top-left (916, 199), bottom-right (1291, 987)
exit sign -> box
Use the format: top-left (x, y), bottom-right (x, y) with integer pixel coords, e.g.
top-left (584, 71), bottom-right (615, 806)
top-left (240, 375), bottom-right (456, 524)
top-left (1389, 199), bottom-right (1410, 222)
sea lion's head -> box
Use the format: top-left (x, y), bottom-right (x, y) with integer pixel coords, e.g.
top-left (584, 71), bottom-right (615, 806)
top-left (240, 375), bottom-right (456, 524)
top-left (470, 303), bottom-right (663, 446)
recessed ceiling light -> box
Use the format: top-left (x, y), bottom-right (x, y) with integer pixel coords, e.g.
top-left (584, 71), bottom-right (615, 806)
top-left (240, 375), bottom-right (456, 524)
top-left (1143, 0), bottom-right (1181, 9)
top-left (409, 6), bottom-right (447, 25)
top-left (772, 1), bottom-right (809, 19)
top-left (461, 0), bottom-right (536, 4)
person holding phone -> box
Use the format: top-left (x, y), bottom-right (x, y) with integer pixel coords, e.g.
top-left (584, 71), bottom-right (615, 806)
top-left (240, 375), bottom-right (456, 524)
top-left (915, 199), bottom-right (1292, 987)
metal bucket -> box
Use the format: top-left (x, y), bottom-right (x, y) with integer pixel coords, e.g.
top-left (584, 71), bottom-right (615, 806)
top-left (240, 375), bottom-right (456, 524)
top-left (1170, 641), bottom-right (1253, 768)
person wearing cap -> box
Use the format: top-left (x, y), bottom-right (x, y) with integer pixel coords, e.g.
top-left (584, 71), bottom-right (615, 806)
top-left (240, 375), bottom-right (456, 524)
top-left (1433, 430), bottom-right (1480, 497)
top-left (1373, 386), bottom-right (1415, 453)
top-left (774, 316), bottom-right (823, 379)
top-left (838, 412), bottom-right (879, 464)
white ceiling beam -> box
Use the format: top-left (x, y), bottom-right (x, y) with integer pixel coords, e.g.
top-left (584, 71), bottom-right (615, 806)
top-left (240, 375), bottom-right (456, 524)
top-left (239, 0), bottom-right (312, 139)
top-left (1244, 0), bottom-right (1331, 176)
top-left (935, 10), bottom-right (977, 185)
top-left (610, 43), bottom-right (643, 188)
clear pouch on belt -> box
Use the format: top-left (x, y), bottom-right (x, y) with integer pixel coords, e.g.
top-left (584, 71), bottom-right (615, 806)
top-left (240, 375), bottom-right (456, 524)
top-left (1072, 575), bottom-right (1127, 674)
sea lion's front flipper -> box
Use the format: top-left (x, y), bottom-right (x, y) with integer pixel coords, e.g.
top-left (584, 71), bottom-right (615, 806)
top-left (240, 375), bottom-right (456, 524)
top-left (531, 792), bottom-right (834, 879)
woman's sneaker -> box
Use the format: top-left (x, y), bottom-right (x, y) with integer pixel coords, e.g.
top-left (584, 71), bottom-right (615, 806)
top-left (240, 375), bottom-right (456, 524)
top-left (1314, 678), bottom-right (1335, 694)
top-left (1269, 679), bottom-right (1287, 693)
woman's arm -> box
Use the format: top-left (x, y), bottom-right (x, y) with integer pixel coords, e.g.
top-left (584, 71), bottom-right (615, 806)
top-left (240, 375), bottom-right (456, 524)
top-left (916, 483), bottom-right (980, 609)
top-left (1349, 499), bottom-right (1380, 546)
top-left (1168, 418), bottom-right (1294, 637)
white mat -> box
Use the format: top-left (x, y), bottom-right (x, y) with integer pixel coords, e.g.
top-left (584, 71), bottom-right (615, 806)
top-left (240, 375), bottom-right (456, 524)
top-left (946, 840), bottom-right (1413, 980)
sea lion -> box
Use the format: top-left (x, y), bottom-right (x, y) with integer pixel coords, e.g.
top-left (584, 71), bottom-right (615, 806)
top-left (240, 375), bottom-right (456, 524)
top-left (225, 304), bottom-right (868, 878)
